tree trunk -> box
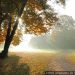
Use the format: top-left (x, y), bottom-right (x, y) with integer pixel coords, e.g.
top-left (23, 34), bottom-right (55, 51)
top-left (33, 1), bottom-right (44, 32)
top-left (0, 19), bottom-right (18, 58)
top-left (0, 41), bottom-right (11, 58)
top-left (0, 0), bottom-right (28, 59)
top-left (0, 15), bottom-right (12, 58)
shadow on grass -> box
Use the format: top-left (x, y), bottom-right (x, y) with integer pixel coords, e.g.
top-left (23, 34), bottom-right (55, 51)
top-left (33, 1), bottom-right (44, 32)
top-left (0, 55), bottom-right (30, 75)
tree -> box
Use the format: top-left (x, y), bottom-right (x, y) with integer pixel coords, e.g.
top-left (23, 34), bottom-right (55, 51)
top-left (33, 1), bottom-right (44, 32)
top-left (50, 15), bottom-right (75, 50)
top-left (0, 0), bottom-right (64, 58)
top-left (0, 0), bottom-right (28, 58)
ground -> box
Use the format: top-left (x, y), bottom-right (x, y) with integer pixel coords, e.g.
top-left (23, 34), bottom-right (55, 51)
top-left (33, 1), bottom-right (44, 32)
top-left (0, 51), bottom-right (75, 75)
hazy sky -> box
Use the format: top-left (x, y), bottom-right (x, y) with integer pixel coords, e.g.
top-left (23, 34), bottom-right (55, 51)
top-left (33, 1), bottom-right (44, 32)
top-left (29, 0), bottom-right (75, 50)
top-left (29, 27), bottom-right (75, 50)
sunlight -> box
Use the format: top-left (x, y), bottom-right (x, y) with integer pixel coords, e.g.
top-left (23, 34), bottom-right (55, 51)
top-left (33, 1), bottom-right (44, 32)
top-left (47, 0), bottom-right (65, 15)
top-left (11, 34), bottom-right (35, 52)
top-left (11, 34), bottom-right (56, 53)
top-left (19, 18), bottom-right (23, 25)
top-left (47, 0), bottom-right (75, 20)
top-left (65, 0), bottom-right (75, 20)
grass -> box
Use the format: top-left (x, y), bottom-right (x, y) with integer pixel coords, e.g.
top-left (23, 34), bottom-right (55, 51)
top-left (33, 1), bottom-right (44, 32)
top-left (0, 52), bottom-right (55, 75)
top-left (65, 53), bottom-right (75, 65)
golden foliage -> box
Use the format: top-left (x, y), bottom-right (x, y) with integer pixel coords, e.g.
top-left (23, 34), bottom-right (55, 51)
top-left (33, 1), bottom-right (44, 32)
top-left (12, 29), bottom-right (22, 45)
top-left (0, 0), bottom-right (64, 45)
top-left (22, 0), bottom-right (58, 35)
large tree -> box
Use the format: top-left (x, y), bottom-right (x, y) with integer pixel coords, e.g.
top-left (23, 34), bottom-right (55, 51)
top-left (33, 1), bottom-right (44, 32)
top-left (0, 0), bottom-right (65, 58)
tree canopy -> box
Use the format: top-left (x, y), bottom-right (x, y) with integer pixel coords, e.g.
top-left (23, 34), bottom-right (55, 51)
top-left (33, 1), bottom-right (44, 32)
top-left (0, 0), bottom-right (65, 45)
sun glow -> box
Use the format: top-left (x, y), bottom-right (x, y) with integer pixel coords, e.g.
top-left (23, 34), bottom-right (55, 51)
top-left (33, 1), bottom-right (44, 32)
top-left (11, 34), bottom-right (35, 52)
top-left (11, 34), bottom-right (55, 53)
top-left (19, 18), bottom-right (22, 24)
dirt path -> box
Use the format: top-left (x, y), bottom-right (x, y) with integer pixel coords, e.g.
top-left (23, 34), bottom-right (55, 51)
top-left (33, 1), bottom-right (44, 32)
top-left (48, 53), bottom-right (75, 71)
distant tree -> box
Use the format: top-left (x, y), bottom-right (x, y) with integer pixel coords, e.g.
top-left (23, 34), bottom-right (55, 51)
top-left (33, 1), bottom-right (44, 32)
top-left (0, 0), bottom-right (64, 58)
top-left (50, 15), bottom-right (75, 48)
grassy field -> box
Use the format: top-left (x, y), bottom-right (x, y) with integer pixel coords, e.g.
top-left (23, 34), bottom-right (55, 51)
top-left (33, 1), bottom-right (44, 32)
top-left (0, 52), bottom-right (55, 75)
top-left (66, 53), bottom-right (75, 65)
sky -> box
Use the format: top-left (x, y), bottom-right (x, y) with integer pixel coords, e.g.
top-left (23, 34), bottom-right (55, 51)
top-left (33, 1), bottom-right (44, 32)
top-left (1, 0), bottom-right (75, 52)
top-left (30, 0), bottom-right (75, 51)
